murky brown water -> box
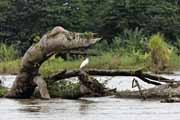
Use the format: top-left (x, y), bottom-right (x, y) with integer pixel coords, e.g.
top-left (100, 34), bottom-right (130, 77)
top-left (1, 74), bottom-right (180, 120)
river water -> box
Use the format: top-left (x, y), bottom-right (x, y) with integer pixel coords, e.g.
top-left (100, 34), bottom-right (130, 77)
top-left (0, 74), bottom-right (180, 120)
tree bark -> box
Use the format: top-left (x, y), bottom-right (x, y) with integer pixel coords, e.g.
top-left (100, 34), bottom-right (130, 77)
top-left (78, 71), bottom-right (106, 96)
top-left (33, 76), bottom-right (50, 99)
top-left (5, 26), bottom-right (101, 98)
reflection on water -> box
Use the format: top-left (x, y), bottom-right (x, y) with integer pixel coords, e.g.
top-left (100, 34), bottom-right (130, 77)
top-left (1, 97), bottom-right (180, 120)
top-left (1, 74), bottom-right (180, 120)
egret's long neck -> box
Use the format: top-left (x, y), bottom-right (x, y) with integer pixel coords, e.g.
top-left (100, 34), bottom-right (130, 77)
top-left (85, 57), bottom-right (89, 61)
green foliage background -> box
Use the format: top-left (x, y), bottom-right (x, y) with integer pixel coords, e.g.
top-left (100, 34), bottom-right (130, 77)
top-left (0, 0), bottom-right (180, 54)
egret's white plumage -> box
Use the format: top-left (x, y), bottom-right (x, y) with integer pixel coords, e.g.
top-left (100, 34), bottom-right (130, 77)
top-left (80, 58), bottom-right (89, 69)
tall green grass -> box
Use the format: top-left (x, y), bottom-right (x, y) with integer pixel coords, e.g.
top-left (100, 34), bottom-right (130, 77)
top-left (0, 43), bottom-right (18, 62)
top-left (0, 59), bottom-right (20, 74)
top-left (1, 49), bottom-right (180, 75)
top-left (148, 33), bottom-right (172, 72)
top-left (40, 51), bottom-right (148, 76)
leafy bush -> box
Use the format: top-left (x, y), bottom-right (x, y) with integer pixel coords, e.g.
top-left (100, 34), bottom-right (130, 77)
top-left (93, 39), bottom-right (110, 52)
top-left (110, 28), bottom-right (147, 52)
top-left (148, 33), bottom-right (171, 72)
top-left (123, 28), bottom-right (147, 51)
top-left (98, 0), bottom-right (180, 41)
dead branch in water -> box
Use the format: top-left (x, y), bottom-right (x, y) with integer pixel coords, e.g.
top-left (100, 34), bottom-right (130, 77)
top-left (48, 69), bottom-right (178, 85)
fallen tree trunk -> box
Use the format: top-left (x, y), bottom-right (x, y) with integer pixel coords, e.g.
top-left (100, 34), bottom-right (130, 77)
top-left (33, 70), bottom-right (108, 99)
top-left (5, 26), bottom-right (101, 98)
top-left (47, 70), bottom-right (110, 97)
top-left (47, 69), bottom-right (180, 101)
top-left (48, 69), bottom-right (178, 85)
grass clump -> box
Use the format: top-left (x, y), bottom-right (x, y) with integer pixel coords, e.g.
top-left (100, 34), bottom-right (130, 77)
top-left (0, 43), bottom-right (18, 62)
top-left (148, 33), bottom-right (172, 72)
top-left (0, 59), bottom-right (20, 74)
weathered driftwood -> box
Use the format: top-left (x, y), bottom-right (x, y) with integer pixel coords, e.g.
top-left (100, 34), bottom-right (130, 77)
top-left (48, 70), bottom-right (110, 97)
top-left (161, 97), bottom-right (180, 103)
top-left (47, 69), bottom-right (180, 101)
top-left (48, 69), bottom-right (178, 85)
top-left (33, 76), bottom-right (50, 99)
top-left (132, 78), bottom-right (146, 99)
top-left (5, 26), bottom-right (101, 98)
top-left (33, 70), bottom-right (107, 99)
top-left (78, 71), bottom-right (106, 96)
top-left (116, 83), bottom-right (180, 100)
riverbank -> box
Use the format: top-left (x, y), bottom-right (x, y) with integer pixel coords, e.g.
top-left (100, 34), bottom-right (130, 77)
top-left (1, 52), bottom-right (180, 76)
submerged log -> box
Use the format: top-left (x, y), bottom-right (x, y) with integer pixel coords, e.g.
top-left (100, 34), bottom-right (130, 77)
top-left (161, 97), bottom-right (180, 103)
top-left (48, 69), bottom-right (180, 101)
top-left (5, 26), bottom-right (101, 98)
top-left (116, 83), bottom-right (180, 100)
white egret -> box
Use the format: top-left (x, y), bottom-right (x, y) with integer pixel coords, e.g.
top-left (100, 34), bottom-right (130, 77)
top-left (80, 58), bottom-right (89, 69)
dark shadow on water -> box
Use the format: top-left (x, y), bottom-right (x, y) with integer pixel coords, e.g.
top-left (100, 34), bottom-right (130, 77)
top-left (78, 98), bottom-right (95, 112)
top-left (16, 98), bottom-right (96, 114)
top-left (16, 99), bottom-right (50, 113)
top-left (19, 106), bottom-right (43, 112)
top-left (17, 99), bottom-right (40, 105)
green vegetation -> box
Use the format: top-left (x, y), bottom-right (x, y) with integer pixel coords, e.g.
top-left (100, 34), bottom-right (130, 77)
top-left (0, 43), bottom-right (18, 61)
top-left (33, 80), bottom-right (81, 99)
top-left (0, 46), bottom-right (180, 75)
top-left (148, 33), bottom-right (172, 72)
top-left (0, 59), bottom-right (20, 74)
top-left (0, 52), bottom-right (147, 75)
top-left (1, 0), bottom-right (180, 74)
top-left (47, 80), bottom-right (81, 99)
top-left (1, 0), bottom-right (180, 54)
top-left (0, 84), bottom-right (7, 97)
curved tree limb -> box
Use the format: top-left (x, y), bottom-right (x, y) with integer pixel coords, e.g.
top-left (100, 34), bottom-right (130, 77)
top-left (5, 26), bottom-right (101, 98)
